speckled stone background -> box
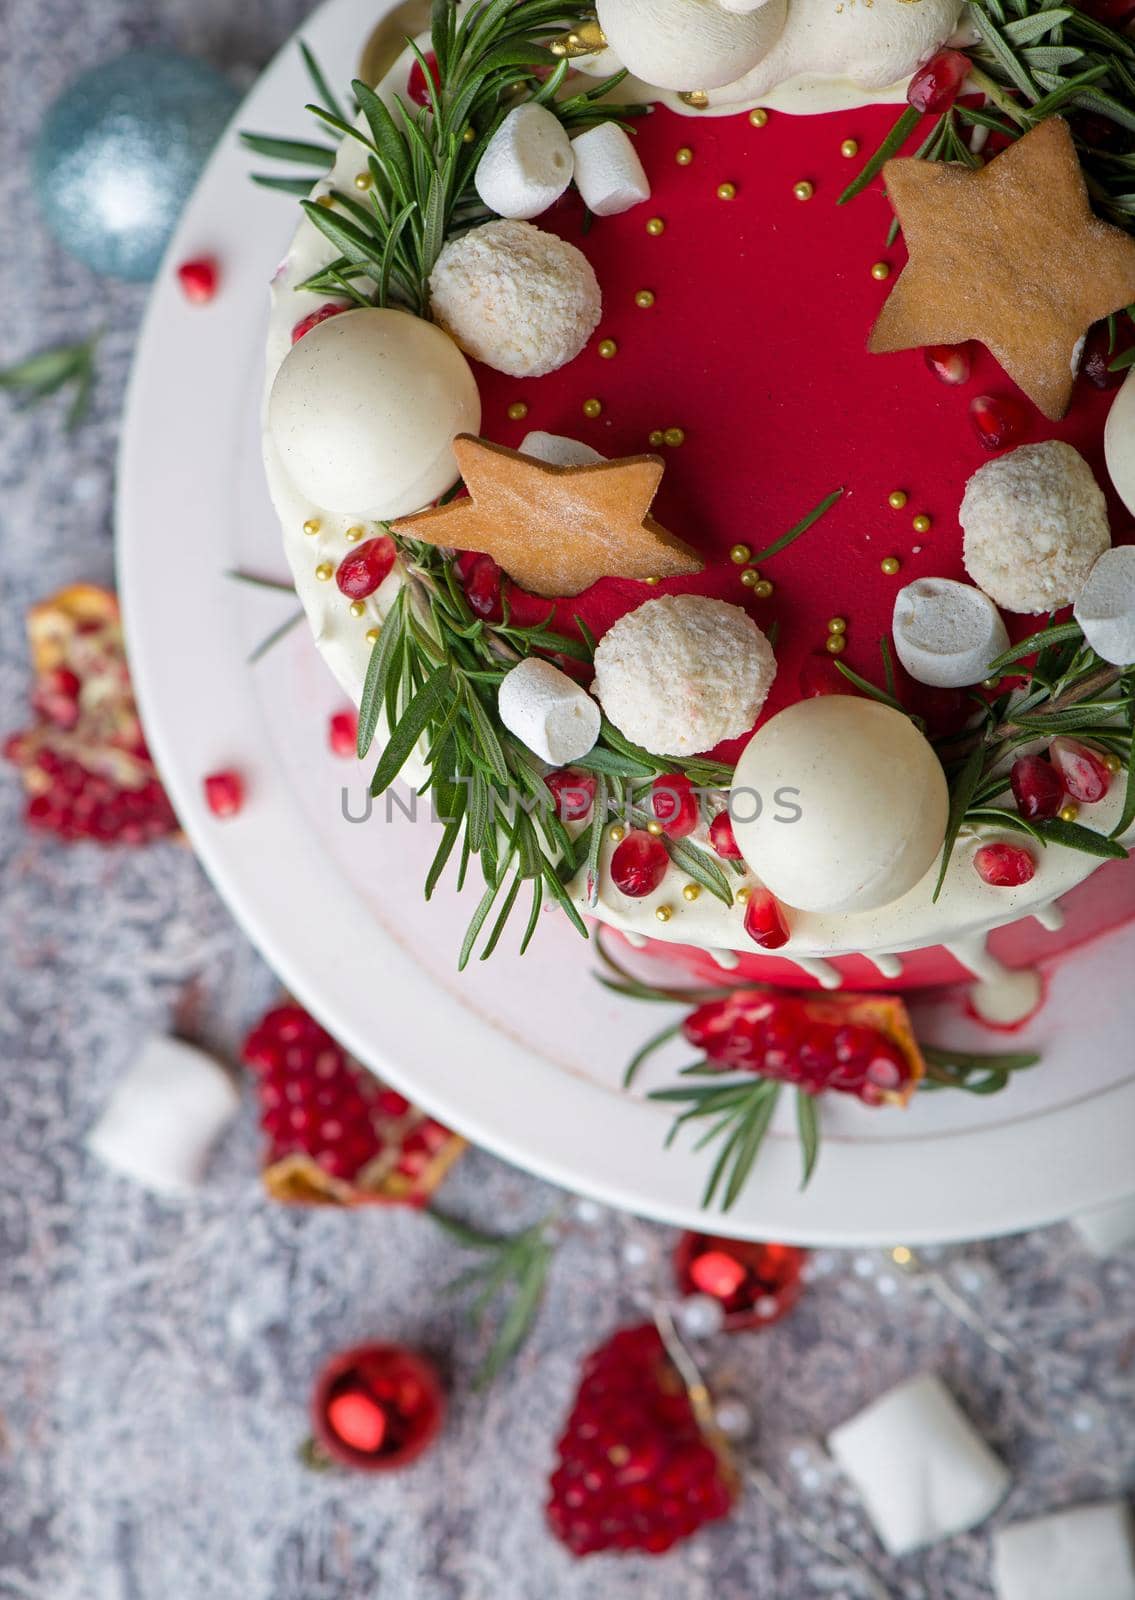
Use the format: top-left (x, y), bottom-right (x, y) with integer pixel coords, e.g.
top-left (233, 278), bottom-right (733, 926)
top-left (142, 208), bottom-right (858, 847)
top-left (2, 5), bottom-right (1134, 1597)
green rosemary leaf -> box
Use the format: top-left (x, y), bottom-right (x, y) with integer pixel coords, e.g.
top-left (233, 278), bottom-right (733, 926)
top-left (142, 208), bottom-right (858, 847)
top-left (922, 1044), bottom-right (1041, 1073)
top-left (519, 875), bottom-right (544, 954)
top-left (832, 659), bottom-right (905, 710)
top-left (662, 836), bottom-right (734, 907)
top-left (985, 619), bottom-right (1084, 676)
top-left (1012, 701), bottom-right (1132, 734)
top-left (583, 773), bottom-right (608, 908)
top-left (920, 1043), bottom-right (1041, 1094)
top-left (1004, 7), bottom-right (1072, 40)
top-left (226, 569), bottom-right (296, 593)
top-left (300, 37), bottom-right (347, 123)
top-left (934, 740), bottom-right (986, 900)
top-left (458, 875), bottom-right (504, 969)
top-left (539, 857), bottom-right (590, 940)
top-left (357, 596), bottom-right (404, 756)
top-left (749, 487), bottom-right (844, 564)
top-left (795, 1089), bottom-right (820, 1189)
top-left (248, 608), bottom-right (305, 664)
top-left (425, 809), bottom-right (464, 899)
top-left (837, 104), bottom-right (921, 204)
top-left (479, 870), bottom-right (524, 960)
top-left (1029, 817), bottom-right (1128, 858)
top-left (300, 198), bottom-right (384, 273)
top-left (1022, 43), bottom-right (1085, 69)
top-left (721, 1082), bottom-right (782, 1211)
top-left (369, 663), bottom-right (451, 793)
top-left (972, 3), bottom-right (1040, 96)
top-left (966, 807), bottom-right (1045, 842)
top-left (240, 131), bottom-right (337, 164)
top-left (463, 684), bottom-right (510, 784)
top-left (703, 1117), bottom-right (751, 1210)
top-left (1111, 345), bottom-right (1135, 372)
top-left (623, 1020), bottom-right (685, 1089)
top-left (0, 337), bottom-right (98, 413)
top-left (879, 635), bottom-right (897, 701)
top-left (1074, 85), bottom-right (1135, 133)
top-left (251, 172), bottom-right (322, 195)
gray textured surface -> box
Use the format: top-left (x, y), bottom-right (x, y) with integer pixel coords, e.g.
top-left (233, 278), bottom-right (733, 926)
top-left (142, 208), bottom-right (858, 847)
top-left (1, 5), bottom-right (1134, 1598)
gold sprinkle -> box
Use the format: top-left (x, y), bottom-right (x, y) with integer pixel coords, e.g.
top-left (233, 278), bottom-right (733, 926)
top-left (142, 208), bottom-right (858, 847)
top-left (982, 677), bottom-right (1000, 690)
top-left (582, 397), bottom-right (602, 419)
top-left (825, 633), bottom-right (846, 655)
top-left (840, 138), bottom-right (859, 158)
top-left (315, 562), bottom-right (334, 582)
top-left (749, 108), bottom-right (769, 127)
top-left (315, 193), bottom-right (336, 209)
top-left (462, 125), bottom-right (476, 144)
top-left (643, 575), bottom-right (661, 586)
top-left (793, 180), bottom-right (814, 201)
top-left (598, 338), bottom-right (618, 359)
top-left (675, 146), bottom-right (694, 166)
top-left (662, 426), bottom-right (685, 447)
top-left (365, 627), bottom-right (381, 644)
top-left (646, 217), bottom-right (665, 236)
top-left (912, 513), bottom-right (932, 534)
top-left (881, 556), bottom-right (901, 576)
top-left (634, 288), bottom-right (655, 308)
top-left (345, 525), bottom-right (364, 542)
top-left (608, 824), bottom-right (625, 843)
top-left (548, 19), bottom-right (607, 56)
top-left (1105, 753), bottom-right (1123, 774)
top-left (827, 616), bottom-right (847, 635)
top-left (887, 490), bottom-right (908, 510)
top-left (680, 89), bottom-right (709, 109)
top-left (871, 261), bottom-right (891, 281)
top-left (648, 429), bottom-right (665, 447)
top-left (506, 400), bottom-right (528, 421)
top-left (608, 1445), bottom-right (631, 1467)
top-left (716, 181), bottom-right (737, 201)
top-left (891, 1245), bottom-right (914, 1267)
top-left (754, 579), bottom-right (774, 599)
top-left (736, 885), bottom-right (751, 904)
top-left (646, 820), bottom-right (664, 837)
top-left (1059, 802), bottom-right (1080, 823)
top-left (730, 544), bottom-right (752, 565)
top-left (303, 518), bottom-right (321, 537)
top-left (740, 568), bottom-right (760, 589)
top-left (682, 883), bottom-right (700, 902)
top-left (348, 600), bottom-right (366, 618)
top-left (655, 904), bottom-right (673, 923)
top-left (353, 171), bottom-right (373, 190)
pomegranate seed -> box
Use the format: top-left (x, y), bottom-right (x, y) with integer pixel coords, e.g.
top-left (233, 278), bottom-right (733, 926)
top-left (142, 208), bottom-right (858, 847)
top-left (329, 709), bottom-right (359, 758)
top-left (610, 830), bottom-right (668, 897)
top-left (797, 651), bottom-right (857, 698)
top-left (743, 888), bottom-right (789, 950)
top-left (203, 769), bottom-right (245, 818)
top-left (924, 343), bottom-right (971, 385)
top-left (1049, 737), bottom-right (1111, 804)
top-left (649, 774), bottom-right (699, 838)
top-left (335, 536), bottom-right (396, 600)
top-left (327, 1389), bottom-right (388, 1453)
top-left (407, 50), bottom-right (439, 106)
top-left (545, 767), bottom-right (597, 822)
top-left (907, 48), bottom-right (970, 114)
top-left (1010, 754), bottom-right (1063, 820)
top-left (1079, 322), bottom-right (1125, 390)
top-left (291, 302), bottom-right (348, 344)
top-left (464, 553), bottom-right (503, 620)
top-left (970, 394), bottom-right (1028, 451)
top-left (974, 841), bottom-right (1036, 886)
top-left (708, 810), bottom-right (743, 859)
top-left (176, 256), bottom-right (219, 303)
top-left (32, 667), bottom-right (82, 728)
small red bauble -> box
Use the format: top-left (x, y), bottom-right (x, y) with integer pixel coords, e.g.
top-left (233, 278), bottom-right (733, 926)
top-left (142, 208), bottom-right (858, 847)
top-left (328, 709), bottom-right (358, 758)
top-left (203, 769), bottom-right (244, 818)
top-left (708, 809), bottom-right (743, 860)
top-left (650, 774), bottom-right (700, 838)
top-left (924, 343), bottom-right (971, 386)
top-left (176, 256), bottom-right (219, 303)
top-left (970, 393), bottom-right (1028, 451)
top-left (312, 1343), bottom-right (444, 1471)
top-left (907, 48), bottom-right (970, 114)
top-left (291, 302), bottom-right (348, 344)
top-left (674, 1233), bottom-right (808, 1331)
top-left (1049, 737), bottom-right (1110, 804)
top-left (335, 536), bottom-right (396, 600)
top-left (545, 767), bottom-right (598, 822)
top-left (1010, 753), bottom-right (1063, 820)
top-left (974, 841), bottom-right (1036, 887)
top-left (407, 50), bottom-right (440, 106)
top-left (610, 829), bottom-right (669, 897)
top-left (743, 888), bottom-right (789, 949)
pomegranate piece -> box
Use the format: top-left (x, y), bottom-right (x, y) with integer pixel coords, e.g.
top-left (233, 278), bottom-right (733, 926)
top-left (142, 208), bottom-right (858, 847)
top-left (1049, 737), bottom-right (1111, 804)
top-left (335, 536), bottom-right (397, 600)
top-left (176, 256), bottom-right (219, 303)
top-left (464, 552), bottom-right (503, 620)
top-left (610, 829), bottom-right (669, 897)
top-left (546, 1323), bottom-right (737, 1556)
top-left (708, 809), bottom-right (744, 860)
top-left (203, 769), bottom-right (245, 818)
top-left (1079, 321), bottom-right (1126, 391)
top-left (291, 302), bottom-right (348, 344)
top-left (329, 709), bottom-right (359, 758)
top-left (1010, 753), bottom-right (1064, 820)
top-left (924, 343), bottom-right (971, 386)
top-left (907, 48), bottom-right (970, 114)
top-left (970, 393), bottom-right (1028, 451)
top-left (649, 774), bottom-right (700, 838)
top-left (242, 1002), bottom-right (464, 1205)
top-left (407, 50), bottom-right (440, 106)
top-left (545, 767), bottom-right (598, 822)
top-left (974, 841), bottom-right (1036, 887)
top-left (743, 888), bottom-right (789, 950)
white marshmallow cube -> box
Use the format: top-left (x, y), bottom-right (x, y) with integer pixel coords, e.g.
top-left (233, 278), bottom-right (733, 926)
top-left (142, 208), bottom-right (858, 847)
top-left (892, 577), bottom-right (1010, 689)
top-left (570, 123), bottom-right (650, 218)
top-left (1074, 545), bottom-right (1135, 666)
top-left (474, 104), bottom-right (574, 220)
top-left (518, 430), bottom-right (606, 468)
top-left (827, 1373), bottom-right (1011, 1556)
top-left (498, 657), bottom-right (601, 765)
top-left (994, 1502), bottom-right (1135, 1600)
top-left (1071, 1192), bottom-right (1135, 1255)
top-left (86, 1035), bottom-right (241, 1197)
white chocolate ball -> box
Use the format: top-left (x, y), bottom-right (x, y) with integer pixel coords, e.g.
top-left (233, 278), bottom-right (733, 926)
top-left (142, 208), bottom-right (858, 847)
top-left (961, 441), bottom-right (1110, 614)
top-left (596, 0), bottom-right (784, 90)
top-left (593, 595), bottom-right (777, 757)
top-left (429, 220), bottom-right (601, 378)
top-left (730, 697), bottom-right (948, 913)
top-left (267, 307), bottom-right (480, 519)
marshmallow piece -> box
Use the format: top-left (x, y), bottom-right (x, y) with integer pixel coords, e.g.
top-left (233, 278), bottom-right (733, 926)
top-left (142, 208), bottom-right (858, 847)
top-left (87, 1036), bottom-right (241, 1197)
top-left (570, 123), bottom-right (650, 218)
top-left (1074, 546), bottom-right (1135, 665)
top-left (892, 577), bottom-right (1010, 688)
top-left (498, 657), bottom-right (601, 764)
top-left (596, 0), bottom-right (784, 89)
top-left (1071, 1192), bottom-right (1135, 1255)
top-left (474, 103), bottom-right (573, 221)
top-left (994, 1502), bottom-right (1135, 1600)
top-left (518, 430), bottom-right (606, 468)
top-left (827, 1373), bottom-right (1011, 1556)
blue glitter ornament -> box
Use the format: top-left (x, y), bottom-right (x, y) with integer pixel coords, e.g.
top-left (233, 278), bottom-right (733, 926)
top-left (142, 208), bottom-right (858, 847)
top-left (33, 50), bottom-right (240, 281)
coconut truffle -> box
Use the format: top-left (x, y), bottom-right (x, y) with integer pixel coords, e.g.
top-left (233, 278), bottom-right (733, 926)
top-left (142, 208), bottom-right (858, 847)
top-left (429, 220), bottom-right (601, 378)
top-left (961, 441), bottom-right (1110, 614)
top-left (593, 594), bottom-right (776, 757)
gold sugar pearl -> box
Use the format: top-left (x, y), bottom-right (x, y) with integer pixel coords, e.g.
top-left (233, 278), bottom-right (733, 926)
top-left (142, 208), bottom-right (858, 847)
top-left (646, 819), bottom-right (664, 837)
top-left (825, 633), bottom-right (847, 655)
top-left (881, 556), bottom-right (901, 576)
top-left (871, 261), bottom-right (891, 281)
top-left (582, 397), bottom-right (603, 419)
top-left (662, 427), bottom-right (685, 447)
top-left (315, 193), bottom-right (336, 209)
top-left (655, 905), bottom-right (673, 923)
top-left (1105, 753), bottom-right (1124, 774)
top-left (643, 575), bottom-right (661, 586)
top-left (354, 171), bottom-right (373, 191)
top-left (345, 525), bottom-right (364, 542)
top-left (740, 568), bottom-right (760, 589)
top-left (735, 885), bottom-right (751, 904)
top-left (840, 138), bottom-right (859, 158)
top-left (749, 108), bottom-right (769, 127)
top-left (682, 883), bottom-right (700, 902)
top-left (598, 338), bottom-right (618, 359)
top-left (315, 562), bottom-right (334, 582)
top-left (716, 181), bottom-right (737, 201)
top-left (887, 490), bottom-right (908, 510)
top-left (462, 125), bottom-right (476, 144)
top-left (365, 627), bottom-right (381, 644)
top-left (303, 518), bottom-right (321, 536)
top-left (676, 146), bottom-right (694, 165)
top-left (635, 289), bottom-right (655, 308)
top-left (648, 429), bottom-right (665, 447)
top-left (827, 616), bottom-right (847, 635)
top-left (793, 180), bottom-right (814, 201)
top-left (730, 543), bottom-right (752, 565)
top-left (982, 677), bottom-right (1000, 691)
top-left (754, 578), bottom-right (774, 599)
top-left (1059, 802), bottom-right (1080, 823)
top-left (608, 824), bottom-right (626, 843)
top-left (348, 601), bottom-right (366, 618)
top-left (912, 513), bottom-right (932, 534)
top-left (507, 400), bottom-right (528, 421)
top-left (646, 217), bottom-right (665, 236)
top-left (681, 89), bottom-right (709, 109)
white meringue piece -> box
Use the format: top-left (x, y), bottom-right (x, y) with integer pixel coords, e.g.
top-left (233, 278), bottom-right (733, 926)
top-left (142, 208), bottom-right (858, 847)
top-left (86, 1036), bottom-right (241, 1196)
top-left (473, 103), bottom-right (573, 220)
top-left (1105, 363), bottom-right (1135, 519)
top-left (1073, 545), bottom-right (1135, 665)
top-left (892, 577), bottom-right (1010, 688)
top-left (497, 657), bottom-right (601, 764)
top-left (993, 1502), bottom-right (1135, 1600)
top-left (569, 122), bottom-right (651, 217)
top-left (595, 0), bottom-right (786, 91)
top-left (518, 430), bottom-right (606, 468)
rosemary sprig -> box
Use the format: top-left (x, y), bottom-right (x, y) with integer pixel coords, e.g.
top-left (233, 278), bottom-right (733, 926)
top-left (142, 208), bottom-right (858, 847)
top-left (0, 336), bottom-right (99, 430)
top-left (432, 1209), bottom-right (558, 1386)
top-left (920, 1044), bottom-right (1041, 1094)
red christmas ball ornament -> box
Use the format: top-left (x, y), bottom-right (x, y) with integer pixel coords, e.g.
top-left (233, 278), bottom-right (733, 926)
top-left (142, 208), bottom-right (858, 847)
top-left (312, 1343), bottom-right (444, 1472)
top-left (674, 1234), bottom-right (808, 1331)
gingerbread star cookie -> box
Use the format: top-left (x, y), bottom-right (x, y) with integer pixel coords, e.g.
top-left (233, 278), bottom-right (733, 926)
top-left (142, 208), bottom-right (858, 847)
top-left (391, 435), bottom-right (703, 597)
top-left (868, 116), bottom-right (1135, 421)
